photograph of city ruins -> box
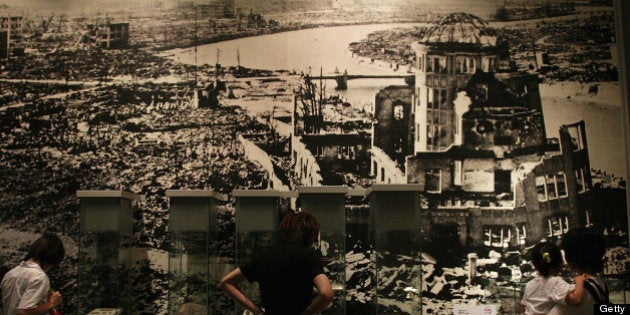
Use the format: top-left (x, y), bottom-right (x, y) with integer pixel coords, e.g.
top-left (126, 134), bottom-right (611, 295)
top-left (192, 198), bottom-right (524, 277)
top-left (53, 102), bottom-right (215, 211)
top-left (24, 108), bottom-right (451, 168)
top-left (0, 0), bottom-right (629, 314)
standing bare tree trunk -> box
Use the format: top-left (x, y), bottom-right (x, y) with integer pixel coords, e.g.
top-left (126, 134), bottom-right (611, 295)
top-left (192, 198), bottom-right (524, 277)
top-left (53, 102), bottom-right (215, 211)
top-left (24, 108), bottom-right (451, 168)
top-left (294, 69), bottom-right (326, 134)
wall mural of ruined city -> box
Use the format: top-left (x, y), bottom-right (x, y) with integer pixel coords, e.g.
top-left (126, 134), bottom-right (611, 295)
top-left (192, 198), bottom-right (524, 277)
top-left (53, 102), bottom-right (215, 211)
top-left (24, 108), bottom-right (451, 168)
top-left (1, 0), bottom-right (629, 314)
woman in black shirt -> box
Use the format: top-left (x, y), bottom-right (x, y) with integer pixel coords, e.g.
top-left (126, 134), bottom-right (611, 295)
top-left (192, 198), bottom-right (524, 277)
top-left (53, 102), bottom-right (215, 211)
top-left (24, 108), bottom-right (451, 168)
top-left (218, 212), bottom-right (333, 315)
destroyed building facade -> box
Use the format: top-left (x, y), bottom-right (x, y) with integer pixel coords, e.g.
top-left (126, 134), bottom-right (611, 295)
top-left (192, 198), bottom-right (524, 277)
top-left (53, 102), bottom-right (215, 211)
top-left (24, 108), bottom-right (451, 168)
top-left (86, 22), bottom-right (130, 49)
top-left (1, 16), bottom-right (23, 59)
top-left (371, 13), bottom-right (593, 248)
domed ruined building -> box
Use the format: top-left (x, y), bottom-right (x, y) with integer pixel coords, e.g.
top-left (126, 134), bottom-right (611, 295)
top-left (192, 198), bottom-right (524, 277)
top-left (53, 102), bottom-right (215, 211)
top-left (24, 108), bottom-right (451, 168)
top-left (421, 12), bottom-right (502, 48)
top-left (371, 13), bottom-right (592, 248)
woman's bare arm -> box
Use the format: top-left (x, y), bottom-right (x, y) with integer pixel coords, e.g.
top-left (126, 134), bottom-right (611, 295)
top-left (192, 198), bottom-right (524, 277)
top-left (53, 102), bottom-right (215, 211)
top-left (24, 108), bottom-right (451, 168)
top-left (300, 274), bottom-right (333, 315)
top-left (217, 268), bottom-right (264, 314)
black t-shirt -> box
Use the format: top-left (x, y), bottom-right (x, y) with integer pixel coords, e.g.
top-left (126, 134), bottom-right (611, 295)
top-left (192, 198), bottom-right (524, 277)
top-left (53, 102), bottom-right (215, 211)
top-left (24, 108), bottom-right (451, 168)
top-left (240, 240), bottom-right (325, 315)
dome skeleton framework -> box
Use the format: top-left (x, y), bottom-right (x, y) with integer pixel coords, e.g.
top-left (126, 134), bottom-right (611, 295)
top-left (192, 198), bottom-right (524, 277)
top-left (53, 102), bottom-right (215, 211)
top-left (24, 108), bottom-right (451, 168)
top-left (421, 12), bottom-right (499, 47)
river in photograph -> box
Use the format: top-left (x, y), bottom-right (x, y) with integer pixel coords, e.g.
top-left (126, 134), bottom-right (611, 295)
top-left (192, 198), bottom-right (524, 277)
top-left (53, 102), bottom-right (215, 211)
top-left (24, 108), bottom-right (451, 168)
top-left (165, 23), bottom-right (627, 178)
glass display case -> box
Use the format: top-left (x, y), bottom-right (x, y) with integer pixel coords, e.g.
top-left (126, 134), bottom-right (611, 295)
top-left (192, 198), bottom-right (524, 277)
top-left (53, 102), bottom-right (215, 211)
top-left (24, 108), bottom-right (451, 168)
top-left (605, 274), bottom-right (629, 304)
top-left (298, 186), bottom-right (349, 315)
top-left (76, 190), bottom-right (142, 315)
top-left (368, 185), bottom-right (423, 315)
top-left (232, 190), bottom-right (291, 314)
top-left (165, 190), bottom-right (228, 315)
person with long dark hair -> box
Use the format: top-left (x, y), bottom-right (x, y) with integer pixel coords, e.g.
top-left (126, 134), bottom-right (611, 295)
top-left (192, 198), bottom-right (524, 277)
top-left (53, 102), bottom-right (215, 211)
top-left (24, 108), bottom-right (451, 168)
top-left (1, 233), bottom-right (65, 315)
top-left (218, 212), bottom-right (333, 315)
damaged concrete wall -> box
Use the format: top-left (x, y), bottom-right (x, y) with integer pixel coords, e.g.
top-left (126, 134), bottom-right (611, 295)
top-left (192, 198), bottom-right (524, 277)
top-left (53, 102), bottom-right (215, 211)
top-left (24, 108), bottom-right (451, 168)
top-left (373, 85), bottom-right (414, 165)
top-left (462, 158), bottom-right (494, 192)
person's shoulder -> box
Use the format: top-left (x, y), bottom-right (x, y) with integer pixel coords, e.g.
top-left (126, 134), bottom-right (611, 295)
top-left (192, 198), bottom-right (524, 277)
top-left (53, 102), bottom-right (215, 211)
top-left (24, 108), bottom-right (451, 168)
top-left (524, 276), bottom-right (541, 290)
top-left (526, 275), bottom-right (544, 285)
top-left (298, 245), bottom-right (321, 258)
top-left (1, 264), bottom-right (44, 285)
top-left (546, 275), bottom-right (573, 293)
top-left (548, 275), bottom-right (570, 285)
top-left (2, 264), bottom-right (24, 279)
top-left (17, 263), bottom-right (47, 279)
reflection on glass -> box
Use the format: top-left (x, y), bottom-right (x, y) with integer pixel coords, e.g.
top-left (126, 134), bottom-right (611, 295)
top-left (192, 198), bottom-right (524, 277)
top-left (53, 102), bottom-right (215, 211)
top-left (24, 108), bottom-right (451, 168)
top-left (233, 191), bottom-right (282, 315)
top-left (166, 191), bottom-right (230, 315)
top-left (168, 231), bottom-right (209, 314)
top-left (370, 187), bottom-right (423, 315)
top-left (77, 191), bottom-right (137, 315)
top-left (236, 231), bottom-right (276, 314)
top-left (319, 231), bottom-right (345, 314)
top-left (78, 231), bottom-right (132, 315)
top-left (374, 230), bottom-right (422, 315)
top-left (604, 275), bottom-right (629, 304)
top-left (297, 187), bottom-right (347, 315)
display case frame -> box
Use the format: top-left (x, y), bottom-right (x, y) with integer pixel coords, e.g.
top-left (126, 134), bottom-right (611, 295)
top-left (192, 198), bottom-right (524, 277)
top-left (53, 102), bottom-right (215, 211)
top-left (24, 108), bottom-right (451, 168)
top-left (231, 189), bottom-right (296, 314)
top-left (368, 184), bottom-right (424, 315)
top-left (165, 189), bottom-right (228, 315)
top-left (298, 186), bottom-right (349, 315)
top-left (76, 190), bottom-right (143, 315)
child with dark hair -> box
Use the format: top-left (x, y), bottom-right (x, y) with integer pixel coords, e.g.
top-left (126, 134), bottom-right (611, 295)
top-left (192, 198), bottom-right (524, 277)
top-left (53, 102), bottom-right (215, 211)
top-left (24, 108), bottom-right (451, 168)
top-left (562, 227), bottom-right (609, 313)
top-left (520, 241), bottom-right (586, 314)
top-left (218, 212), bottom-right (333, 315)
top-left (1, 233), bottom-right (66, 315)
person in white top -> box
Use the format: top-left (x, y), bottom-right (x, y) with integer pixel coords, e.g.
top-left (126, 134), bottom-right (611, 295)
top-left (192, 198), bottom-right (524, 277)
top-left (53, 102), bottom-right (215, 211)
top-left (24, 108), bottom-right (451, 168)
top-left (1, 233), bottom-right (65, 315)
top-left (520, 241), bottom-right (586, 315)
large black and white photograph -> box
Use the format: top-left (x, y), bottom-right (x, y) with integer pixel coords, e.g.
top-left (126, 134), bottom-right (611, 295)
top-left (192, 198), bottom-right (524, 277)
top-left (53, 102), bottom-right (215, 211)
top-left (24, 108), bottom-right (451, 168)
top-left (1, 0), bottom-right (629, 314)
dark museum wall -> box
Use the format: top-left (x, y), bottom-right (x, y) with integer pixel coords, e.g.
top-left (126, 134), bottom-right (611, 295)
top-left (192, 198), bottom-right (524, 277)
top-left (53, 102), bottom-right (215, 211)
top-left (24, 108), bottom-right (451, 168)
top-left (1, 1), bottom-right (629, 314)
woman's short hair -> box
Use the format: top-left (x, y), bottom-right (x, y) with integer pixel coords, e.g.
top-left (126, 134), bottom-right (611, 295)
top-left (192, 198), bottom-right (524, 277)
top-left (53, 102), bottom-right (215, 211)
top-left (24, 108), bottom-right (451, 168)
top-left (25, 233), bottom-right (65, 267)
top-left (279, 212), bottom-right (320, 247)
top-left (530, 241), bottom-right (563, 277)
top-left (562, 227), bottom-right (606, 273)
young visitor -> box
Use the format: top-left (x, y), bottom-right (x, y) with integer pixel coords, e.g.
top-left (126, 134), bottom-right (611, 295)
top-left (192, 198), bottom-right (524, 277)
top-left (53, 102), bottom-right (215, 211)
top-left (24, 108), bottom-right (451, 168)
top-left (1, 233), bottom-right (65, 315)
top-left (520, 241), bottom-right (586, 314)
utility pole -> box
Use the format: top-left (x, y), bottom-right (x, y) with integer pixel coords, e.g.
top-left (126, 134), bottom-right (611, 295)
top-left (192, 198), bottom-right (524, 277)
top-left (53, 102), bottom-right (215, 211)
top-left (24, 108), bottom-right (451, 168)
top-left (194, 4), bottom-right (198, 86)
top-left (6, 15), bottom-right (11, 60)
top-left (237, 47), bottom-right (241, 68)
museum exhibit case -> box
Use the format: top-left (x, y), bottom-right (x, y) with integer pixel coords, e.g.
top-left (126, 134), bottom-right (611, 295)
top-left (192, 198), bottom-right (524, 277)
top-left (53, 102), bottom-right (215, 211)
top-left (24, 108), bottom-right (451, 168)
top-left (368, 184), bottom-right (423, 315)
top-left (297, 186), bottom-right (350, 315)
top-left (76, 190), bottom-right (143, 315)
top-left (232, 189), bottom-right (292, 314)
top-left (604, 274), bottom-right (629, 303)
top-left (165, 190), bottom-right (228, 315)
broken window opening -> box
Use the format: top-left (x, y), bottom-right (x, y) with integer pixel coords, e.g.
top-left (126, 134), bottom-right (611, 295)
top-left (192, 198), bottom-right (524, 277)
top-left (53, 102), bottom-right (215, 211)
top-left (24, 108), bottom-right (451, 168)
top-left (425, 168), bottom-right (442, 193)
top-left (575, 168), bottom-right (588, 193)
top-left (456, 56), bottom-right (476, 74)
top-left (536, 175), bottom-right (547, 202)
top-left (453, 160), bottom-right (463, 186)
top-left (483, 225), bottom-right (513, 248)
top-left (394, 105), bottom-right (404, 121)
top-left (546, 215), bottom-right (569, 238)
top-left (566, 124), bottom-right (585, 151)
top-left (516, 223), bottom-right (527, 245)
top-left (585, 210), bottom-right (593, 227)
top-left (546, 175), bottom-right (557, 200)
top-left (494, 170), bottom-right (512, 195)
top-left (556, 172), bottom-right (568, 197)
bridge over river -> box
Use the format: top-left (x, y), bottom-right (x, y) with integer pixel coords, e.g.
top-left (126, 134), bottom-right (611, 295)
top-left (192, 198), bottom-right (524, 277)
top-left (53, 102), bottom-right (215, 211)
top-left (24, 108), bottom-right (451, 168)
top-left (310, 70), bottom-right (415, 90)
